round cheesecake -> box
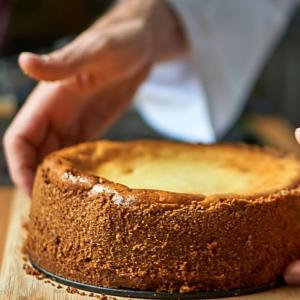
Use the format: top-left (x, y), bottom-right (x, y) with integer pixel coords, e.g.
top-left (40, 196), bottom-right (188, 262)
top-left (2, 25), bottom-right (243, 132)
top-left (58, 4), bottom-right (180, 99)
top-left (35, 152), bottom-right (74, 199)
top-left (25, 140), bottom-right (300, 293)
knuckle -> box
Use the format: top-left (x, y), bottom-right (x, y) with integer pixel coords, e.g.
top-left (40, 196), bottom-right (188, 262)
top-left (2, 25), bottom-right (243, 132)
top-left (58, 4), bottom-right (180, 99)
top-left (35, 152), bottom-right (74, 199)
top-left (103, 37), bottom-right (127, 74)
top-left (131, 18), bottom-right (147, 34)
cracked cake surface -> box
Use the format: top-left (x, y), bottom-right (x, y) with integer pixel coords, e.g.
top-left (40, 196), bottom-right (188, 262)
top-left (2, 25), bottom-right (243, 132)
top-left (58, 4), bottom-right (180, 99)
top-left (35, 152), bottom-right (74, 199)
top-left (25, 140), bottom-right (300, 292)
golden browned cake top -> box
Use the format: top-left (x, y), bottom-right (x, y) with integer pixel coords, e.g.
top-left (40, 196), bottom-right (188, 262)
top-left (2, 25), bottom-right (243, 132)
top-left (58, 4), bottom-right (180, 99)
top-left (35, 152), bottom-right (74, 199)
top-left (44, 140), bottom-right (300, 198)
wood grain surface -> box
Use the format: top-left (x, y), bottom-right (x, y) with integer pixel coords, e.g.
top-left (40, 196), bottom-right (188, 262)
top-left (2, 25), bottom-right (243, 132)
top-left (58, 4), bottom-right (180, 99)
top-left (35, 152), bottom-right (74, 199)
top-left (0, 187), bottom-right (13, 267)
top-left (1, 190), bottom-right (300, 299)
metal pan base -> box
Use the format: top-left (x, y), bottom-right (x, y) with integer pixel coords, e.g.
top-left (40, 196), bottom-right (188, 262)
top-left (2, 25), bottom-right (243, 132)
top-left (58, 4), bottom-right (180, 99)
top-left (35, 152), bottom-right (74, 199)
top-left (29, 258), bottom-right (281, 299)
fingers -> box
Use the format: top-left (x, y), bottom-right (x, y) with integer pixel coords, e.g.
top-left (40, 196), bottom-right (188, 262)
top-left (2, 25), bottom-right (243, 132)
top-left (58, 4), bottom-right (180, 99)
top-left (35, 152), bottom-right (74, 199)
top-left (3, 83), bottom-right (56, 195)
top-left (295, 128), bottom-right (300, 144)
top-left (3, 132), bottom-right (36, 197)
top-left (19, 47), bottom-right (84, 82)
top-left (284, 260), bottom-right (300, 285)
top-left (19, 52), bottom-right (76, 82)
top-left (4, 74), bottom-right (101, 195)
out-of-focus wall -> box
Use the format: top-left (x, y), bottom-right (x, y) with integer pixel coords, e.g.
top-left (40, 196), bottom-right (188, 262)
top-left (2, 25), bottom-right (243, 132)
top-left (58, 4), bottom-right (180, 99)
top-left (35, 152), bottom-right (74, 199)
top-left (4, 0), bottom-right (112, 54)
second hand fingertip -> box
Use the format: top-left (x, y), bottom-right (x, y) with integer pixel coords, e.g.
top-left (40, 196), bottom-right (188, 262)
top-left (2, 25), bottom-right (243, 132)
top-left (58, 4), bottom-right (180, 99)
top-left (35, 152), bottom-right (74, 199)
top-left (284, 260), bottom-right (300, 285)
top-left (295, 127), bottom-right (300, 144)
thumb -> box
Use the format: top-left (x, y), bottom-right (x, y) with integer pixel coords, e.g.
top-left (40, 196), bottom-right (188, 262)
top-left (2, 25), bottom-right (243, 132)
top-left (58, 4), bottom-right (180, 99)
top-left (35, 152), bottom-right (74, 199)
top-left (18, 31), bottom-right (107, 81)
top-left (18, 31), bottom-right (127, 82)
top-left (19, 49), bottom-right (82, 82)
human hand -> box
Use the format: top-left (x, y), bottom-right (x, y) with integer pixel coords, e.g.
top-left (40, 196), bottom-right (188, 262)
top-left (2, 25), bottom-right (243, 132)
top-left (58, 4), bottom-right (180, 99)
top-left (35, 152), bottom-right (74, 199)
top-left (4, 0), bottom-right (187, 196)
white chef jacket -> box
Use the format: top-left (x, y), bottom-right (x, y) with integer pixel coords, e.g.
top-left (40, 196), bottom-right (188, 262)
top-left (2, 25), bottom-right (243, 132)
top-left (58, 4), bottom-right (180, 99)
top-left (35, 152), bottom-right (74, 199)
top-left (134, 0), bottom-right (298, 143)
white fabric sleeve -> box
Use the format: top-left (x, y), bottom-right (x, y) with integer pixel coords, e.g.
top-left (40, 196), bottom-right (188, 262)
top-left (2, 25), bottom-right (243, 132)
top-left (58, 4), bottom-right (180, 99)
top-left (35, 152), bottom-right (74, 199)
top-left (134, 0), bottom-right (297, 143)
top-left (134, 57), bottom-right (216, 143)
top-left (166, 0), bottom-right (297, 138)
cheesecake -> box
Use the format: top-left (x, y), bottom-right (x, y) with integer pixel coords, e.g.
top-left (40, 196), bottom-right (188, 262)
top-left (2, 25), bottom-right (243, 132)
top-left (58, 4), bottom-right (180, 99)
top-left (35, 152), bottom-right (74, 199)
top-left (25, 140), bottom-right (300, 292)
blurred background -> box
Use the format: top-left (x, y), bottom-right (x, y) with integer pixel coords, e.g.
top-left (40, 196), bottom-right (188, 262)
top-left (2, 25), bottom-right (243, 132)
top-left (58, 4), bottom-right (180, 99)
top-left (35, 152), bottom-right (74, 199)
top-left (1, 0), bottom-right (300, 186)
top-left (0, 0), bottom-right (112, 185)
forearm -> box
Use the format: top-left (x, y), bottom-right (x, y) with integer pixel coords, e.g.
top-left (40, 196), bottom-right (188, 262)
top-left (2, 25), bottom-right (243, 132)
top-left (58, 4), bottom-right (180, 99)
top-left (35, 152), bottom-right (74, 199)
top-left (142, 0), bottom-right (189, 62)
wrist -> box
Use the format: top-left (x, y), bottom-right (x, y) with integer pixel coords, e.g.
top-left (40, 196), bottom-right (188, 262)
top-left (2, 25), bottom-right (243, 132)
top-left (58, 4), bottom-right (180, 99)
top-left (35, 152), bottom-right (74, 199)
top-left (144, 0), bottom-right (188, 63)
top-left (104, 0), bottom-right (188, 63)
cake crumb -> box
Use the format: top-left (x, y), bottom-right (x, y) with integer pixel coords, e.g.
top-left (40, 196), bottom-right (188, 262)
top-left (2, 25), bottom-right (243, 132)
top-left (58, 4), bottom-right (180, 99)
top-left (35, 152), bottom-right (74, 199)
top-left (94, 294), bottom-right (108, 299)
top-left (23, 262), bottom-right (44, 278)
top-left (23, 259), bottom-right (104, 296)
top-left (66, 287), bottom-right (79, 294)
top-left (66, 286), bottom-right (88, 296)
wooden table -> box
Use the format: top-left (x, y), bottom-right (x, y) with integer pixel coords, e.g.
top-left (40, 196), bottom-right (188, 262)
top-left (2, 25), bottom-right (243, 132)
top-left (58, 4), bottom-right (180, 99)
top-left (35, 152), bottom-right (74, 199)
top-left (1, 188), bottom-right (300, 299)
top-left (0, 186), bottom-right (13, 268)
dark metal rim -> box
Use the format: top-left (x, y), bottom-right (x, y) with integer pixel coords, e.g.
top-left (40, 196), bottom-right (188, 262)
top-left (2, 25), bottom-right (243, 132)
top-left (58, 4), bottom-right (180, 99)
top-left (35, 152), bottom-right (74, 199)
top-left (29, 258), bottom-right (281, 299)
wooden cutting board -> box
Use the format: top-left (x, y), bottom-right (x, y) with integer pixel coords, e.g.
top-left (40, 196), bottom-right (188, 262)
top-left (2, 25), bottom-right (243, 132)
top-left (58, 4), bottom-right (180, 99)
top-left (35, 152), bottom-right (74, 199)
top-left (1, 191), bottom-right (300, 299)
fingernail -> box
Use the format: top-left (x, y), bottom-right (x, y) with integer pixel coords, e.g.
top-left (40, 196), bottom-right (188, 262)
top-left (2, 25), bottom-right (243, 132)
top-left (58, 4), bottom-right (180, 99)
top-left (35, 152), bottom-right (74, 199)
top-left (41, 54), bottom-right (50, 61)
top-left (20, 52), bottom-right (36, 59)
top-left (20, 52), bottom-right (49, 61)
